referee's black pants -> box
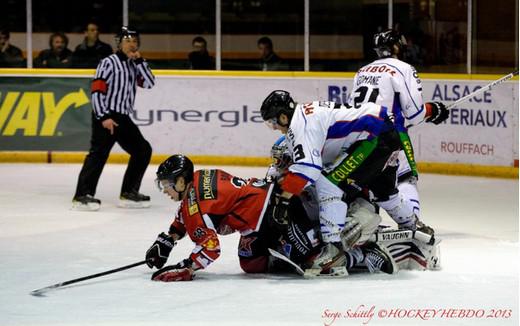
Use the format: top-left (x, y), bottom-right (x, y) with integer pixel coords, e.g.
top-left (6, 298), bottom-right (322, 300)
top-left (74, 113), bottom-right (152, 197)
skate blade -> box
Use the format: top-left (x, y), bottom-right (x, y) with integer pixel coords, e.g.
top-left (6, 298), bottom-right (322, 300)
top-left (118, 200), bottom-right (151, 208)
top-left (303, 266), bottom-right (348, 279)
top-left (71, 202), bottom-right (100, 211)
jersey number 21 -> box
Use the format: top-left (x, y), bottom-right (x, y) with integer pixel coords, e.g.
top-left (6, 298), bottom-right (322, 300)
top-left (352, 86), bottom-right (379, 108)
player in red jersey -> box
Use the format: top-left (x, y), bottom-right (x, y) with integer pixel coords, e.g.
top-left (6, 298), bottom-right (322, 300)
top-left (145, 154), bottom-right (326, 281)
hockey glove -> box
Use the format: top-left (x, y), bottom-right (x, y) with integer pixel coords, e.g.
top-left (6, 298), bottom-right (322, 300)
top-left (425, 102), bottom-right (449, 125)
top-left (272, 193), bottom-right (291, 226)
top-left (151, 258), bottom-right (195, 282)
top-left (145, 232), bottom-right (176, 269)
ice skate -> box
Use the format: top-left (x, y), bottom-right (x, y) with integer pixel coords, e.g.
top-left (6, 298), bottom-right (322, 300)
top-left (72, 194), bottom-right (101, 211)
top-left (398, 214), bottom-right (435, 240)
top-left (304, 242), bottom-right (348, 278)
top-left (361, 242), bottom-right (398, 274)
top-left (118, 192), bottom-right (151, 208)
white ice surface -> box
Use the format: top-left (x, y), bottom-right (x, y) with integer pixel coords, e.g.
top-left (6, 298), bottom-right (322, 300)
top-left (0, 163), bottom-right (518, 326)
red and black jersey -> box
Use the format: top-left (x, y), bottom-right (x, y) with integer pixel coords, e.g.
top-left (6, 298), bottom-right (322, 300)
top-left (168, 169), bottom-right (273, 270)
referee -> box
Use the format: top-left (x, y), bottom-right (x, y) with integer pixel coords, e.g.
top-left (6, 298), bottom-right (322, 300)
top-left (72, 26), bottom-right (155, 211)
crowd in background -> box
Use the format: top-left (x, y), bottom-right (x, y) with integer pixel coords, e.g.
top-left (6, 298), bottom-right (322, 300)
top-left (1, 22), bottom-right (289, 71)
top-left (0, 22), bottom-right (113, 69)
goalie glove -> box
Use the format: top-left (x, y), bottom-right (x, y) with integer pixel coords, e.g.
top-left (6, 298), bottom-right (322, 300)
top-left (341, 198), bottom-right (382, 250)
top-left (425, 102), bottom-right (449, 125)
top-left (271, 193), bottom-right (291, 226)
top-left (145, 232), bottom-right (176, 269)
top-left (151, 258), bottom-right (195, 282)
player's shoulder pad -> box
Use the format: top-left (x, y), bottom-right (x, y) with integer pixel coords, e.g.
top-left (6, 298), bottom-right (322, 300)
top-left (390, 58), bottom-right (415, 73)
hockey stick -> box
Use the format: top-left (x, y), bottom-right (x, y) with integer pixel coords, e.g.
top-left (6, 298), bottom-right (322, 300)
top-left (30, 259), bottom-right (151, 297)
top-left (445, 70), bottom-right (519, 110)
top-left (268, 248), bottom-right (305, 276)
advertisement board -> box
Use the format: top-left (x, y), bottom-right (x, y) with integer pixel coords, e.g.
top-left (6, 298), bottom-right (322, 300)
top-left (0, 77), bottom-right (91, 150)
top-left (0, 72), bottom-right (517, 167)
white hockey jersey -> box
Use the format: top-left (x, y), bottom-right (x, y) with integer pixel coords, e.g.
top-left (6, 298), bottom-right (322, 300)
top-left (349, 57), bottom-right (426, 128)
top-left (280, 101), bottom-right (392, 194)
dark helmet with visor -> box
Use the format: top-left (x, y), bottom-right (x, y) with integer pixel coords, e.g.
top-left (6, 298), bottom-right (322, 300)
top-left (155, 154), bottom-right (194, 192)
top-left (373, 29), bottom-right (407, 58)
top-left (260, 90), bottom-right (296, 128)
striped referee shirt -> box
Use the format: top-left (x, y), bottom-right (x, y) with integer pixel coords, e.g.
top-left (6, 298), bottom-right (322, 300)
top-left (91, 51), bottom-right (155, 120)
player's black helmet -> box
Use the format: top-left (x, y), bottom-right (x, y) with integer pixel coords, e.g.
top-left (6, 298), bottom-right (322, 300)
top-left (260, 90), bottom-right (296, 121)
top-left (373, 29), bottom-right (407, 58)
top-left (156, 154), bottom-right (194, 184)
top-left (115, 26), bottom-right (140, 46)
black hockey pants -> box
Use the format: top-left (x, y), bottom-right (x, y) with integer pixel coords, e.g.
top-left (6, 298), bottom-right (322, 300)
top-left (324, 126), bottom-right (402, 202)
top-left (74, 113), bottom-right (152, 197)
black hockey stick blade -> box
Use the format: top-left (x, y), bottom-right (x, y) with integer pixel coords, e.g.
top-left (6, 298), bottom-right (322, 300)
top-left (30, 259), bottom-right (151, 297)
top-left (268, 248), bottom-right (305, 276)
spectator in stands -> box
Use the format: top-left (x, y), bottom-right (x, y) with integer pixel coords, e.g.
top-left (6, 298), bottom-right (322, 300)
top-left (72, 22), bottom-right (113, 68)
top-left (404, 35), bottom-right (424, 66)
top-left (257, 36), bottom-right (287, 71)
top-left (34, 32), bottom-right (73, 68)
top-left (188, 36), bottom-right (214, 70)
top-left (0, 29), bottom-right (24, 68)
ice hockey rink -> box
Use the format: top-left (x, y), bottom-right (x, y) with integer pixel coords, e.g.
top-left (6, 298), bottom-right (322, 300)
top-left (0, 163), bottom-right (518, 326)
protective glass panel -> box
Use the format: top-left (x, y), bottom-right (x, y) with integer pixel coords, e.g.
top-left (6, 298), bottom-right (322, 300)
top-left (1, 0), bottom-right (26, 68)
top-left (32, 0), bottom-right (121, 68)
top-left (472, 0), bottom-right (518, 73)
top-left (392, 0), bottom-right (468, 73)
top-left (129, 0), bottom-right (216, 69)
top-left (309, 0), bottom-right (366, 72)
top-left (221, 0), bottom-right (304, 71)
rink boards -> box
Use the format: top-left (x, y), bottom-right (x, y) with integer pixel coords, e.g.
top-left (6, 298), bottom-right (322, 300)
top-left (0, 69), bottom-right (518, 177)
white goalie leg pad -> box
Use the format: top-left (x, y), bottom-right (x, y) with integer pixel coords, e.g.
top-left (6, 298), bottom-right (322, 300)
top-left (377, 193), bottom-right (416, 229)
top-left (340, 198), bottom-right (382, 250)
top-left (315, 175), bottom-right (347, 243)
top-left (372, 229), bottom-right (441, 271)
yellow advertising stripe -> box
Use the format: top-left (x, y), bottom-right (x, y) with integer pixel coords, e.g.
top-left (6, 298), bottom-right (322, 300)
top-left (0, 151), bottom-right (517, 179)
top-left (0, 68), bottom-right (95, 77)
top-left (0, 151), bottom-right (272, 166)
top-left (0, 151), bottom-right (49, 163)
top-left (416, 162), bottom-right (518, 179)
top-left (1, 68), bottom-right (517, 81)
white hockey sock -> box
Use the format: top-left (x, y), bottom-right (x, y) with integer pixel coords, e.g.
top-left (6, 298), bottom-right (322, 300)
top-left (319, 197), bottom-right (347, 243)
top-left (398, 181), bottom-right (421, 218)
top-left (377, 193), bottom-right (416, 228)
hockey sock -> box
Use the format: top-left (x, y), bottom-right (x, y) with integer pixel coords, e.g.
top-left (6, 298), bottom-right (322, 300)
top-left (319, 197), bottom-right (347, 243)
top-left (377, 193), bottom-right (415, 228)
top-left (397, 181), bottom-right (421, 218)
